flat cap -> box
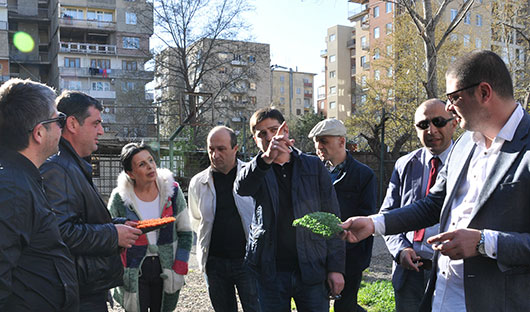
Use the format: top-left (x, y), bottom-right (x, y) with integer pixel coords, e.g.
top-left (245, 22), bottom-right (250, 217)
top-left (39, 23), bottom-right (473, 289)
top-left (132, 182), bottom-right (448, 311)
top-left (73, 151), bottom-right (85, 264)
top-left (308, 118), bottom-right (347, 139)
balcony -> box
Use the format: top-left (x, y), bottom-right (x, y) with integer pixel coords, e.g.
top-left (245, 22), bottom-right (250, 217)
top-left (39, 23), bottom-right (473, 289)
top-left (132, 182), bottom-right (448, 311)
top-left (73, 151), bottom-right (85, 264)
top-left (361, 44), bottom-right (369, 51)
top-left (347, 39), bottom-right (356, 48)
top-left (89, 90), bottom-right (116, 99)
top-left (304, 92), bottom-right (313, 98)
top-left (362, 61), bottom-right (370, 70)
top-left (60, 42), bottom-right (116, 55)
top-left (8, 5), bottom-right (49, 20)
top-left (231, 59), bottom-right (247, 66)
top-left (59, 17), bottom-right (116, 31)
top-left (304, 82), bottom-right (312, 87)
top-left (9, 47), bottom-right (49, 64)
top-left (348, 3), bottom-right (368, 20)
top-left (320, 49), bottom-right (327, 57)
top-left (59, 66), bottom-right (154, 81)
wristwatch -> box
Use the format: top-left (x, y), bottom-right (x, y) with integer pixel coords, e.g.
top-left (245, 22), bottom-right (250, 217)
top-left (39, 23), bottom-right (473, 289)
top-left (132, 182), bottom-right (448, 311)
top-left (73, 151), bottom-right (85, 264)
top-left (476, 230), bottom-right (486, 256)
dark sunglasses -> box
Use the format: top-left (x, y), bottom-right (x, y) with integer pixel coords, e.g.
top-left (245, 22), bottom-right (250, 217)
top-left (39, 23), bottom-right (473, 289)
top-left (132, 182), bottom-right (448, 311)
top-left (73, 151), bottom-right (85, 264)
top-left (29, 112), bottom-right (67, 132)
top-left (415, 117), bottom-right (455, 130)
top-left (446, 82), bottom-right (481, 104)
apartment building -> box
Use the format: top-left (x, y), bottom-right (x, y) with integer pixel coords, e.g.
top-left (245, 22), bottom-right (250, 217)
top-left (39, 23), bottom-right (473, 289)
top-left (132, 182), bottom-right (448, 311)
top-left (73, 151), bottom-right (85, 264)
top-left (270, 68), bottom-right (315, 119)
top-left (321, 0), bottom-right (524, 120)
top-left (155, 39), bottom-right (271, 136)
top-left (5, 0), bottom-right (154, 140)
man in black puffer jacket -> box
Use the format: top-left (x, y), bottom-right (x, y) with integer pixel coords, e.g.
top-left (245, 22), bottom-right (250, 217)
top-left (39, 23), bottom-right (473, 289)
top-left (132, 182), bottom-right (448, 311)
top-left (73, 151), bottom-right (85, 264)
top-left (41, 91), bottom-right (142, 311)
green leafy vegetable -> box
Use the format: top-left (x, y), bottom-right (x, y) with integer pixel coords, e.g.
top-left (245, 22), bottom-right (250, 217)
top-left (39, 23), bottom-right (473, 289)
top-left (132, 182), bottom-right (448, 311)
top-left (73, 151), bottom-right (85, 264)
top-left (292, 212), bottom-right (342, 239)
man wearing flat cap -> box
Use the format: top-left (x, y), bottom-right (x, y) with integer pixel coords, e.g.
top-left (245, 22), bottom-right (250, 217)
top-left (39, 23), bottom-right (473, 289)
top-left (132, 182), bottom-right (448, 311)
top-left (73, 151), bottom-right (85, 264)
top-left (309, 118), bottom-right (377, 312)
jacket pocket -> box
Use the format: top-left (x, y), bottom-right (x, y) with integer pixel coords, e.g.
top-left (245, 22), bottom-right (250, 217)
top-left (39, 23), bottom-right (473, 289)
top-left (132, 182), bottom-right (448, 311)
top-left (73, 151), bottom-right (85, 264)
top-left (54, 259), bottom-right (79, 311)
top-left (161, 268), bottom-right (185, 294)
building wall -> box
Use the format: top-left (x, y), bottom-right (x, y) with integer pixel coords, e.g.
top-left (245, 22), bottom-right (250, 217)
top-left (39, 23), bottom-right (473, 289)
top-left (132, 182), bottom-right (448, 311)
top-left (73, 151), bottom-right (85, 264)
top-left (271, 69), bottom-right (316, 119)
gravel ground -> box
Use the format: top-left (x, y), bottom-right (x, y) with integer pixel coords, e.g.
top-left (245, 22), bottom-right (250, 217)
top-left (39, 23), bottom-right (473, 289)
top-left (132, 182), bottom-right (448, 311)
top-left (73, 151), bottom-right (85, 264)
top-left (109, 236), bottom-right (393, 311)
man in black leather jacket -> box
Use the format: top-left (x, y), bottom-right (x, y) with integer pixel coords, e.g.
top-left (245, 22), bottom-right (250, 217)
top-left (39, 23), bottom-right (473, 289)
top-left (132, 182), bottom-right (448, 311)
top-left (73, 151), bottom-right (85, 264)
top-left (0, 78), bottom-right (79, 311)
top-left (41, 91), bottom-right (142, 311)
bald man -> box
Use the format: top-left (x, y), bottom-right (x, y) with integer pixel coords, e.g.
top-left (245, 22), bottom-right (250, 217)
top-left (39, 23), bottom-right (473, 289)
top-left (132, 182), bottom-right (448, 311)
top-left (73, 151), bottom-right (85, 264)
top-left (188, 126), bottom-right (259, 312)
top-left (380, 99), bottom-right (457, 312)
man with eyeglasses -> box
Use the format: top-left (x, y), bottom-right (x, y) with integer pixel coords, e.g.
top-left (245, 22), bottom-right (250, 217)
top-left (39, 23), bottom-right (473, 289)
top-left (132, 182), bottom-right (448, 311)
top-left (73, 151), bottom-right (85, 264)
top-left (380, 99), bottom-right (456, 312)
top-left (341, 49), bottom-right (530, 311)
top-left (0, 79), bottom-right (79, 311)
top-left (41, 91), bottom-right (142, 311)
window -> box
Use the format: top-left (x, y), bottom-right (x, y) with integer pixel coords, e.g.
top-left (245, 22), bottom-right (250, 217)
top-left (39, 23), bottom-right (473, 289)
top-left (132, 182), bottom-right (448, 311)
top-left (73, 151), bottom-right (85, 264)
top-left (320, 102), bottom-right (324, 110)
top-left (361, 95), bottom-right (367, 104)
top-left (329, 55), bottom-right (336, 62)
top-left (280, 97), bottom-right (285, 104)
top-left (296, 109), bottom-right (301, 115)
top-left (386, 23), bottom-right (392, 34)
top-left (387, 66), bottom-right (393, 78)
top-left (464, 12), bottom-right (470, 24)
top-left (303, 78), bottom-right (310, 83)
top-left (296, 88), bottom-right (301, 94)
top-left (280, 76), bottom-right (285, 82)
top-left (250, 82), bottom-right (256, 90)
top-left (373, 6), bottom-right (379, 18)
top-left (451, 9), bottom-right (457, 22)
top-left (329, 34), bottom-right (336, 42)
top-left (330, 71), bottom-right (336, 78)
top-left (92, 81), bottom-right (110, 91)
top-left (280, 86), bottom-right (285, 94)
top-left (296, 98), bottom-right (301, 105)
top-left (64, 57), bottom-right (80, 68)
top-left (91, 59), bottom-right (110, 69)
top-left (122, 81), bottom-right (134, 91)
top-left (329, 101), bottom-right (336, 109)
top-left (374, 70), bottom-right (380, 81)
top-left (386, 44), bottom-right (392, 56)
top-left (250, 96), bottom-right (256, 105)
top-left (248, 55), bottom-right (256, 63)
top-left (361, 36), bottom-right (367, 49)
top-left (218, 52), bottom-right (230, 59)
top-left (123, 37), bottom-right (140, 49)
top-left (373, 48), bottom-right (380, 59)
top-left (62, 8), bottom-right (83, 19)
top-left (360, 56), bottom-right (366, 67)
top-left (361, 75), bottom-right (367, 88)
top-left (122, 60), bottom-right (137, 70)
top-left (87, 10), bottom-right (112, 22)
top-left (374, 27), bottom-right (380, 39)
top-left (451, 34), bottom-right (458, 42)
top-left (388, 89), bottom-right (394, 98)
top-left (304, 99), bottom-right (310, 107)
top-left (126, 12), bottom-right (137, 25)
top-left (476, 14), bottom-right (482, 26)
top-left (475, 38), bottom-right (482, 49)
top-left (68, 80), bottom-right (82, 90)
top-left (330, 86), bottom-right (336, 94)
top-left (463, 35), bottom-right (470, 47)
top-left (386, 2), bottom-right (392, 13)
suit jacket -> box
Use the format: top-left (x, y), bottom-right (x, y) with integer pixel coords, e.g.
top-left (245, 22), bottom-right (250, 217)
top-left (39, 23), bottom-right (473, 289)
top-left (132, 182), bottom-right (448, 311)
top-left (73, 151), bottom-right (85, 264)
top-left (384, 111), bottom-right (530, 312)
top-left (334, 151), bottom-right (377, 275)
top-left (380, 148), bottom-right (440, 290)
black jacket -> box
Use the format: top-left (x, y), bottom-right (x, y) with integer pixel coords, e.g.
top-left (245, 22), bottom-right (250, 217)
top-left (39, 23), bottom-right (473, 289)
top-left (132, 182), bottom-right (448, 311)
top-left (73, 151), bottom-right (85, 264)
top-left (333, 151), bottom-right (377, 275)
top-left (236, 150), bottom-right (345, 284)
top-left (41, 138), bottom-right (123, 296)
top-left (0, 148), bottom-right (79, 311)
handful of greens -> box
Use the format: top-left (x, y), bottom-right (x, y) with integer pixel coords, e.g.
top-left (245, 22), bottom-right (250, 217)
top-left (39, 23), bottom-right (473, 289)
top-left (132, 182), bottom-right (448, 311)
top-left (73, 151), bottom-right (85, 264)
top-left (292, 212), bottom-right (343, 239)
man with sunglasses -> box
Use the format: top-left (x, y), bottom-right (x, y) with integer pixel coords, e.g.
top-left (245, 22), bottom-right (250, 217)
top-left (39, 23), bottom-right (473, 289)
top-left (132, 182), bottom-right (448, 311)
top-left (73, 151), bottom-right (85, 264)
top-left (341, 50), bottom-right (530, 311)
top-left (41, 91), bottom-right (142, 311)
top-left (0, 79), bottom-right (79, 311)
top-left (380, 99), bottom-right (456, 312)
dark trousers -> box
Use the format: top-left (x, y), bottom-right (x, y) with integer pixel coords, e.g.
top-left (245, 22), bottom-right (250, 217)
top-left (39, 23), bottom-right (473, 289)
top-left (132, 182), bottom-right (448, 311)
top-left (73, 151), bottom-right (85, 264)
top-left (139, 256), bottom-right (163, 312)
top-left (205, 256), bottom-right (260, 312)
top-left (333, 271), bottom-right (365, 312)
top-left (394, 268), bottom-right (431, 312)
top-left (257, 269), bottom-right (328, 312)
top-left (80, 291), bottom-right (108, 312)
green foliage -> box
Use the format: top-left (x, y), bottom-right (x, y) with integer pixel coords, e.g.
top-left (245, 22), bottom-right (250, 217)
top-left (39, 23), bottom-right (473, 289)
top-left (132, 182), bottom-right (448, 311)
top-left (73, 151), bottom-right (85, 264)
top-left (288, 113), bottom-right (325, 153)
top-left (292, 212), bottom-right (342, 239)
top-left (358, 280), bottom-right (395, 312)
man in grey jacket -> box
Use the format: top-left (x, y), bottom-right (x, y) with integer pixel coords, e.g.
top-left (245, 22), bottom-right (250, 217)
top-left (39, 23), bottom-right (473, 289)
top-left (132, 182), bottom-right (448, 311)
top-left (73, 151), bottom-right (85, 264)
top-left (188, 126), bottom-right (259, 312)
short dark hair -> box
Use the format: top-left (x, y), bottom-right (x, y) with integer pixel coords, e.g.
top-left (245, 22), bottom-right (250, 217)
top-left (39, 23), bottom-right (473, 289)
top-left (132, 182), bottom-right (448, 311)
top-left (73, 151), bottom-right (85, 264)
top-left (120, 142), bottom-right (157, 172)
top-left (446, 50), bottom-right (513, 99)
top-left (56, 90), bottom-right (103, 124)
top-left (249, 107), bottom-right (285, 134)
top-left (0, 78), bottom-right (56, 151)
top-left (208, 126), bottom-right (237, 148)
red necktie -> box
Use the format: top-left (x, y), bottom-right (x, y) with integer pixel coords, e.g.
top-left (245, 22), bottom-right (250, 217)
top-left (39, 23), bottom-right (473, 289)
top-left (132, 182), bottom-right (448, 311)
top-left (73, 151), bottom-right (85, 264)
top-left (413, 157), bottom-right (440, 242)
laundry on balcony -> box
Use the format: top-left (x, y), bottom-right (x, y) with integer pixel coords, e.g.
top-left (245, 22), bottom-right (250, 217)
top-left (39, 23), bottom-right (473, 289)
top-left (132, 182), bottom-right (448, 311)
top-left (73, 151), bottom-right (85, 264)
top-left (89, 68), bottom-right (111, 77)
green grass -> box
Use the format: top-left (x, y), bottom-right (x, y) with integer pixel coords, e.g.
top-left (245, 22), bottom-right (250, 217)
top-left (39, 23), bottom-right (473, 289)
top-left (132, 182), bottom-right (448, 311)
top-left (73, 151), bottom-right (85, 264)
top-left (290, 279), bottom-right (395, 312)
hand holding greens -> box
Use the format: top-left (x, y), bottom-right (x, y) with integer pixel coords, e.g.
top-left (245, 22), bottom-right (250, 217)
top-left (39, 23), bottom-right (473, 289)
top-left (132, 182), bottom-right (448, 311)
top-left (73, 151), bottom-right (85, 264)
top-left (292, 212), bottom-right (343, 239)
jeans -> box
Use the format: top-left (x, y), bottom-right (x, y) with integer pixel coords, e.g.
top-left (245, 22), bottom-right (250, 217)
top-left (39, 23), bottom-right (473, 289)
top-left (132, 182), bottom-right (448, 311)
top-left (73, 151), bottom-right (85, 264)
top-left (395, 268), bottom-right (431, 312)
top-left (205, 256), bottom-right (260, 312)
top-left (333, 271), bottom-right (365, 312)
top-left (139, 256), bottom-right (163, 312)
top-left (79, 291), bottom-right (108, 312)
top-left (257, 269), bottom-right (329, 312)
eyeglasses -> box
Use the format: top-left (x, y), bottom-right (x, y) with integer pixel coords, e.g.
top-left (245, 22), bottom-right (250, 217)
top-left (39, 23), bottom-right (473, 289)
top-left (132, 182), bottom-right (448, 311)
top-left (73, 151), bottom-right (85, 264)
top-left (29, 112), bottom-right (67, 132)
top-left (446, 82), bottom-right (481, 105)
top-left (415, 117), bottom-right (455, 130)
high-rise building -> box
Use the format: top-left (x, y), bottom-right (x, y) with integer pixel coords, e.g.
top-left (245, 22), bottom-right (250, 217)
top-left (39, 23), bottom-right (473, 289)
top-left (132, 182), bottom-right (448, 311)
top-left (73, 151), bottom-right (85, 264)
top-left (5, 0), bottom-right (155, 140)
top-left (321, 0), bottom-right (526, 120)
top-left (270, 68), bottom-right (316, 119)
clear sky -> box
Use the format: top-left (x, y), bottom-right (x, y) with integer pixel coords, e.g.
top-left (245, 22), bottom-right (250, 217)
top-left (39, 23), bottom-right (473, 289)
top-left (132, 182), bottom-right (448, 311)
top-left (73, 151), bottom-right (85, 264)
top-left (247, 0), bottom-right (353, 83)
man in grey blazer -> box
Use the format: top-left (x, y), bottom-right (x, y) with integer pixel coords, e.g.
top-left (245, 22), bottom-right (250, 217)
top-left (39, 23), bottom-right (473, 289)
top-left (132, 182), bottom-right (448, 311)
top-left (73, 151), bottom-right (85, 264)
top-left (341, 50), bottom-right (530, 312)
top-left (381, 99), bottom-right (457, 312)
